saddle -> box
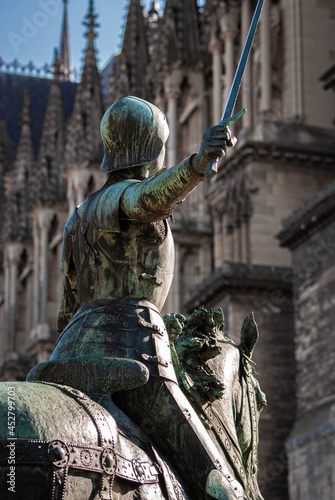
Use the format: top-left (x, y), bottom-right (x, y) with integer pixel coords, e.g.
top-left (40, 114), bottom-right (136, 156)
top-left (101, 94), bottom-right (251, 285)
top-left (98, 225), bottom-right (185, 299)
top-left (0, 381), bottom-right (167, 500)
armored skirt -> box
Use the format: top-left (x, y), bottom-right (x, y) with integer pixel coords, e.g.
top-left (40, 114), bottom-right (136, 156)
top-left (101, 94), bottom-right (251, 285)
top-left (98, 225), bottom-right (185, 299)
top-left (51, 298), bottom-right (177, 385)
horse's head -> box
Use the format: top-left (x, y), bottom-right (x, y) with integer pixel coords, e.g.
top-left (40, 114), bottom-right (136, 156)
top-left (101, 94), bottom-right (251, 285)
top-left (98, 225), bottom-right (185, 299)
top-left (165, 307), bottom-right (267, 500)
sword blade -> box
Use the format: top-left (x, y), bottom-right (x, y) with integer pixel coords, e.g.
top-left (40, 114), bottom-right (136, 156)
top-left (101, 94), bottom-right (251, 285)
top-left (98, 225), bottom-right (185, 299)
top-left (221, 0), bottom-right (264, 122)
top-left (205, 0), bottom-right (264, 178)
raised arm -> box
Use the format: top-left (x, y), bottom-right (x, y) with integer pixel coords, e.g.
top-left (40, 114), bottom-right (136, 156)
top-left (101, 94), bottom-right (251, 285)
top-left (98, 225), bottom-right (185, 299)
top-left (121, 124), bottom-right (236, 222)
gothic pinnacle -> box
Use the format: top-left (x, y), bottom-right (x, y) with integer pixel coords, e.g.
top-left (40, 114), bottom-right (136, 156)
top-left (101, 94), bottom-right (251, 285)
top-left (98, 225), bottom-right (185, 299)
top-left (52, 48), bottom-right (61, 81)
top-left (83, 0), bottom-right (100, 40)
top-left (15, 89), bottom-right (33, 195)
top-left (59, 0), bottom-right (71, 80)
top-left (20, 89), bottom-right (32, 129)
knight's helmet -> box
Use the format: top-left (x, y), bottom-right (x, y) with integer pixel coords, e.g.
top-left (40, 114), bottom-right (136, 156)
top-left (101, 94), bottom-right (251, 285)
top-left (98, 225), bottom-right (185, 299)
top-left (100, 96), bottom-right (169, 173)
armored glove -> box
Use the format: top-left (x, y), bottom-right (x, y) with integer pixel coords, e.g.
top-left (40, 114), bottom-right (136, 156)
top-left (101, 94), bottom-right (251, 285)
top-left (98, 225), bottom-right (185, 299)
top-left (191, 124), bottom-right (237, 175)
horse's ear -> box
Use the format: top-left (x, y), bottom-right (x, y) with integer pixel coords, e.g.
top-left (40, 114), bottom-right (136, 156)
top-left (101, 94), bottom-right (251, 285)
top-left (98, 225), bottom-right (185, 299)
top-left (239, 312), bottom-right (259, 359)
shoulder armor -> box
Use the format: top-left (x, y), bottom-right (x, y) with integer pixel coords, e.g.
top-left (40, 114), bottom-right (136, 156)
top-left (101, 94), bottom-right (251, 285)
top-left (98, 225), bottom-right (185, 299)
top-left (64, 209), bottom-right (79, 238)
top-left (95, 179), bottom-right (140, 233)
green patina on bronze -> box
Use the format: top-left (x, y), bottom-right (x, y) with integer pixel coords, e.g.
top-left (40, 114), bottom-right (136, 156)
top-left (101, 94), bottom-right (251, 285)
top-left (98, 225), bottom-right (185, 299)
top-left (100, 96), bottom-right (169, 172)
top-left (0, 97), bottom-right (266, 500)
top-left (164, 307), bottom-right (226, 403)
top-left (164, 307), bottom-right (267, 498)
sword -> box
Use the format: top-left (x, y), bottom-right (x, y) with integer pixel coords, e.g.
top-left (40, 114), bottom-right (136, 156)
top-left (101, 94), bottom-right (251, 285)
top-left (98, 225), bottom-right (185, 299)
top-left (205, 0), bottom-right (264, 178)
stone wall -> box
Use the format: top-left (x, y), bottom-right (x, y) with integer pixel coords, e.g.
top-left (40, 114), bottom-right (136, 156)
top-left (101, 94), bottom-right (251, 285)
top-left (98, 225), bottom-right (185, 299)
top-left (250, 155), bottom-right (335, 267)
top-left (279, 184), bottom-right (335, 500)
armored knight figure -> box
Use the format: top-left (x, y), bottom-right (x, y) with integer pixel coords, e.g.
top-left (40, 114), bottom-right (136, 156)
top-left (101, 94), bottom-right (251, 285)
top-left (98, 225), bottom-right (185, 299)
top-left (29, 96), bottom-right (244, 500)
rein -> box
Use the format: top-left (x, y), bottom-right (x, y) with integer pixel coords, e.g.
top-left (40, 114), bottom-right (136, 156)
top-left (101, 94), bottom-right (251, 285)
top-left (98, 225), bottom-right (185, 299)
top-left (241, 354), bottom-right (260, 478)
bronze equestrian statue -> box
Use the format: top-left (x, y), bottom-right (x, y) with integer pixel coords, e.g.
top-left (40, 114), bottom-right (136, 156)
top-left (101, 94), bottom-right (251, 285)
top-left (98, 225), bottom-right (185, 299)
top-left (1, 97), bottom-right (265, 500)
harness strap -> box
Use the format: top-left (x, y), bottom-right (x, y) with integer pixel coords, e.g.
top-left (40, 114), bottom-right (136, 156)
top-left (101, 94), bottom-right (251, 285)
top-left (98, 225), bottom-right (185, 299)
top-left (202, 402), bottom-right (249, 493)
top-left (51, 466), bottom-right (68, 500)
top-left (0, 439), bottom-right (159, 483)
top-left (242, 357), bottom-right (260, 478)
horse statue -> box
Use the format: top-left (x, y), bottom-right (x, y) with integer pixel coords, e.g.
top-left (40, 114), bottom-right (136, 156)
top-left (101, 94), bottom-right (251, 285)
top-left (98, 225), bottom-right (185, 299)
top-left (0, 380), bottom-right (187, 500)
top-left (0, 305), bottom-right (265, 500)
top-left (164, 307), bottom-right (267, 500)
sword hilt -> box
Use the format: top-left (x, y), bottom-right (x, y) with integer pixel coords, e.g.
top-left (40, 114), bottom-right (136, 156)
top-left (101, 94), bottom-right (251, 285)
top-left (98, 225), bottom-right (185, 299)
top-left (205, 108), bottom-right (247, 179)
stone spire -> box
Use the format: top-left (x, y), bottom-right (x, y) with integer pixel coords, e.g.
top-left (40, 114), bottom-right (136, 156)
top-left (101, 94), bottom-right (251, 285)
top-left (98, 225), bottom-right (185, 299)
top-left (37, 50), bottom-right (65, 164)
top-left (0, 123), bottom-right (13, 244)
top-left (4, 90), bottom-right (34, 240)
top-left (15, 89), bottom-right (34, 190)
top-left (109, 0), bottom-right (149, 104)
top-left (59, 0), bottom-right (71, 80)
top-left (81, 0), bottom-right (101, 89)
top-left (153, 0), bottom-right (203, 69)
top-left (148, 1), bottom-right (159, 20)
top-left (0, 134), bottom-right (6, 244)
top-left (121, 0), bottom-right (149, 91)
top-left (64, 0), bottom-right (104, 166)
top-left (30, 49), bottom-right (67, 207)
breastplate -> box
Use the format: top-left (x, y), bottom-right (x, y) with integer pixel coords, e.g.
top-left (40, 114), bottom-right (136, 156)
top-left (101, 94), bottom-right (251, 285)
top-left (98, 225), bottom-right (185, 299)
top-left (71, 189), bottom-right (175, 312)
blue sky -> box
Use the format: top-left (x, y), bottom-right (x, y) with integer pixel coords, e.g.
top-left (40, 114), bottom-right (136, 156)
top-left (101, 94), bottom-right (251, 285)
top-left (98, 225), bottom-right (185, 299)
top-left (0, 0), bottom-right (165, 75)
